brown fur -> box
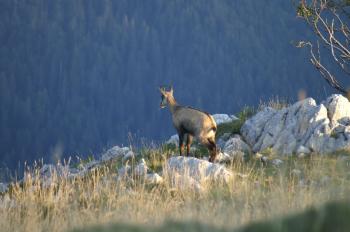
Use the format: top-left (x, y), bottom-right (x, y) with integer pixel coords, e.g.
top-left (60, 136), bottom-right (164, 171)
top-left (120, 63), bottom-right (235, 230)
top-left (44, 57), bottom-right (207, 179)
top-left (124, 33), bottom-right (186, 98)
top-left (160, 87), bottom-right (217, 162)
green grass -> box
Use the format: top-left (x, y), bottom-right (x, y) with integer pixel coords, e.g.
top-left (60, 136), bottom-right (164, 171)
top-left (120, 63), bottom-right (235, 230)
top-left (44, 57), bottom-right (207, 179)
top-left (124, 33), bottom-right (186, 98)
top-left (216, 106), bottom-right (256, 138)
top-left (140, 144), bottom-right (176, 173)
top-left (71, 200), bottom-right (350, 232)
top-left (71, 221), bottom-right (227, 232)
top-left (238, 200), bottom-right (350, 232)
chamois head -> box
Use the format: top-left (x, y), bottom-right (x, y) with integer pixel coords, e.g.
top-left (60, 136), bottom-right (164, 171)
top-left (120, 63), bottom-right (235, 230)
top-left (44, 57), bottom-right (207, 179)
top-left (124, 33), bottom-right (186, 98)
top-left (159, 86), bottom-right (174, 109)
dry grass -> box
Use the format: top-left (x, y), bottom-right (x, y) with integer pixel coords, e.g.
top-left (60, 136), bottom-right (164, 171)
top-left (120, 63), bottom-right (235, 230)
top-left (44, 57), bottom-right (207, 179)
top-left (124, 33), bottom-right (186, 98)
top-left (0, 152), bottom-right (350, 232)
top-left (258, 96), bottom-right (290, 111)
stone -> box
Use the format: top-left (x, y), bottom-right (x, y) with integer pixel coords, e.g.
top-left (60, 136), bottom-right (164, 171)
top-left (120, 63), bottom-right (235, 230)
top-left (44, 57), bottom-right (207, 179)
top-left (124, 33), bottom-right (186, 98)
top-left (122, 150), bottom-right (137, 162)
top-left (297, 153), bottom-right (308, 158)
top-left (39, 164), bottom-right (71, 179)
top-left (216, 133), bottom-right (232, 149)
top-left (169, 172), bottom-right (202, 193)
top-left (272, 159), bottom-right (283, 167)
top-left (118, 164), bottom-right (131, 177)
top-left (260, 156), bottom-right (268, 164)
top-left (215, 152), bottom-right (231, 163)
top-left (134, 159), bottom-right (148, 176)
top-left (241, 107), bottom-right (278, 148)
top-left (241, 95), bottom-right (350, 155)
top-left (145, 173), bottom-right (164, 185)
top-left (166, 134), bottom-right (179, 146)
top-left (165, 156), bottom-right (233, 186)
top-left (212, 114), bottom-right (238, 125)
top-left (35, 163), bottom-right (72, 187)
top-left (101, 146), bottom-right (130, 162)
top-left (323, 94), bottom-right (350, 125)
top-left (223, 137), bottom-right (251, 161)
top-left (296, 145), bottom-right (311, 154)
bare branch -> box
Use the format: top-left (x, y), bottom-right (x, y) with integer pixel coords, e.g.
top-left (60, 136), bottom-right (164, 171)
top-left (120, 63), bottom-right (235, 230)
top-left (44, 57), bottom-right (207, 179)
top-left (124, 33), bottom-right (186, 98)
top-left (302, 41), bottom-right (348, 93)
top-left (296, 0), bottom-right (350, 94)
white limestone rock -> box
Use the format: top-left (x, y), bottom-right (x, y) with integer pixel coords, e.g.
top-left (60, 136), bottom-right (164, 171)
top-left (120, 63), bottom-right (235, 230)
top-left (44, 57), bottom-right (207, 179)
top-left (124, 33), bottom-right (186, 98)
top-left (118, 164), bottom-right (131, 177)
top-left (272, 159), bottom-right (283, 167)
top-left (216, 133), bottom-right (232, 149)
top-left (241, 107), bottom-right (278, 148)
top-left (40, 164), bottom-right (72, 179)
top-left (215, 152), bottom-right (232, 163)
top-left (223, 137), bottom-right (251, 160)
top-left (241, 95), bottom-right (350, 155)
top-left (35, 163), bottom-right (72, 188)
top-left (323, 94), bottom-right (350, 125)
top-left (169, 172), bottom-right (202, 193)
top-left (165, 156), bottom-right (233, 187)
top-left (296, 145), bottom-right (311, 154)
top-left (122, 150), bottom-right (137, 162)
top-left (145, 173), bottom-right (164, 185)
top-left (101, 146), bottom-right (130, 162)
top-left (134, 159), bottom-right (148, 177)
top-left (166, 134), bottom-right (179, 146)
top-left (212, 114), bottom-right (238, 125)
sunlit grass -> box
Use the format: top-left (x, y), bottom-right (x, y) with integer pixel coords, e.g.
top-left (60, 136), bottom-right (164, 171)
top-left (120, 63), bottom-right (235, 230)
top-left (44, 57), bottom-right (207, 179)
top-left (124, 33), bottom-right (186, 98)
top-left (0, 150), bottom-right (349, 232)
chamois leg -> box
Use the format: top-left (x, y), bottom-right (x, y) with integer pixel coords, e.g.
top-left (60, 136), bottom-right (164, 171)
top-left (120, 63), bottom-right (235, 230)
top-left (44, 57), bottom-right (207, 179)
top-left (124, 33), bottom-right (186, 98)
top-left (207, 138), bottom-right (217, 163)
top-left (178, 133), bottom-right (185, 156)
top-left (186, 134), bottom-right (193, 156)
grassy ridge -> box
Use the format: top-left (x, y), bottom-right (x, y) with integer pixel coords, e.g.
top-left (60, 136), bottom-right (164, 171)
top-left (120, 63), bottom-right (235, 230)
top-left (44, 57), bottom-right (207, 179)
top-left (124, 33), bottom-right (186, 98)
top-left (1, 152), bottom-right (350, 232)
top-left (1, 102), bottom-right (350, 232)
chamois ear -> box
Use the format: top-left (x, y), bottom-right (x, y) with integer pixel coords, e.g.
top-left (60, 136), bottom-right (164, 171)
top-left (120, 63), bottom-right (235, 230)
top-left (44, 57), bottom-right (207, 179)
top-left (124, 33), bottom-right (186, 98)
top-left (169, 85), bottom-right (174, 95)
top-left (159, 86), bottom-right (165, 95)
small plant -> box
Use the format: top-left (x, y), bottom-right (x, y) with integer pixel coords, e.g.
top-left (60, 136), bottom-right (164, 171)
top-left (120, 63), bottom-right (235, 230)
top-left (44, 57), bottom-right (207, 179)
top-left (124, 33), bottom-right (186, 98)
top-left (192, 143), bottom-right (209, 158)
top-left (330, 130), bottom-right (339, 139)
top-left (237, 106), bottom-right (257, 121)
top-left (258, 96), bottom-right (290, 111)
top-left (259, 147), bottom-right (275, 157)
top-left (216, 106), bottom-right (257, 138)
top-left (216, 120), bottom-right (242, 138)
top-left (140, 145), bottom-right (173, 173)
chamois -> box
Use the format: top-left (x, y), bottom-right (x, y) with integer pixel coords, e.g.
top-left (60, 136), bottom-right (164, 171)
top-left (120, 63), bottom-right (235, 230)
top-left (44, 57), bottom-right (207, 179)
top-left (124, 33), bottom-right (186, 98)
top-left (159, 86), bottom-right (218, 162)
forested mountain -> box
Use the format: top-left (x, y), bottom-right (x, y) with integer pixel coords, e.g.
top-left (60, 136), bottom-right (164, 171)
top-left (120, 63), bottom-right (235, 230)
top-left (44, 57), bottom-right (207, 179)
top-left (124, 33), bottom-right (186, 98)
top-left (0, 0), bottom-right (345, 169)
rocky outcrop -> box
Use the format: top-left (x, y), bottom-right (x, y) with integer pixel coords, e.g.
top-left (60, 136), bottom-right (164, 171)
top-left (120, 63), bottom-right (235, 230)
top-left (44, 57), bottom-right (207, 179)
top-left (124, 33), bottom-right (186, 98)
top-left (222, 135), bottom-right (251, 159)
top-left (101, 146), bottom-right (134, 162)
top-left (165, 156), bottom-right (233, 190)
top-left (216, 135), bottom-right (252, 163)
top-left (19, 146), bottom-right (137, 187)
top-left (241, 94), bottom-right (350, 155)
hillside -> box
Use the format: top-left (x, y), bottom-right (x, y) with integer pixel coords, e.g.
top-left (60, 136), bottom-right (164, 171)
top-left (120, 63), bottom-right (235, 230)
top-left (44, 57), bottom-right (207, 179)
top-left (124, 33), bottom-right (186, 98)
top-left (0, 0), bottom-right (343, 168)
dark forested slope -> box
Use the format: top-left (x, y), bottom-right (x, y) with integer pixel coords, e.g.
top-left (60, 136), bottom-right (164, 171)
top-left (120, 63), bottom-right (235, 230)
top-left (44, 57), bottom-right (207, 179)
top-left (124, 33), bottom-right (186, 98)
top-left (0, 0), bottom-right (342, 168)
